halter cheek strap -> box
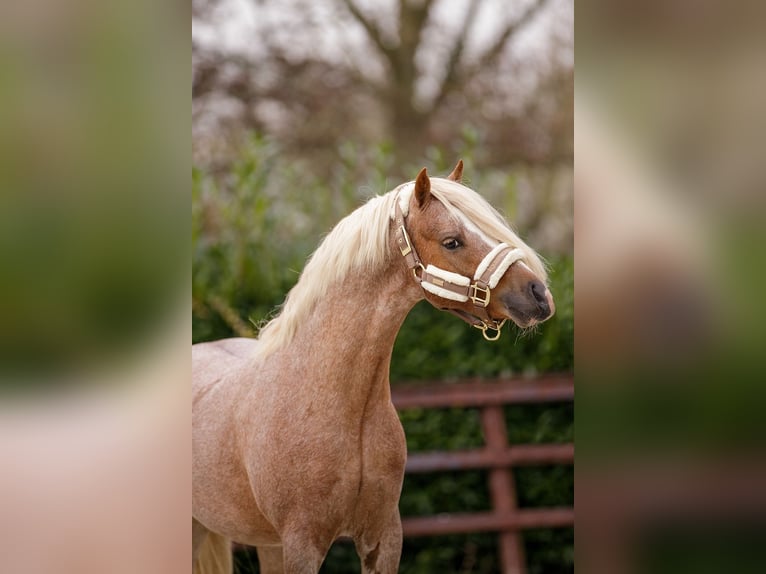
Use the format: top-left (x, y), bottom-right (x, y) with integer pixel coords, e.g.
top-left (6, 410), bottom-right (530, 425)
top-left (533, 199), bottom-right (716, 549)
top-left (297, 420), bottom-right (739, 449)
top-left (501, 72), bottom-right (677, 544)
top-left (394, 200), bottom-right (524, 340)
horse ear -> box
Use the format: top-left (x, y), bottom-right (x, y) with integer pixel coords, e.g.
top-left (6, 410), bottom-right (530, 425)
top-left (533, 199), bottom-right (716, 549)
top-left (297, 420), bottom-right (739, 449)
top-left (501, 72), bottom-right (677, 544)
top-left (414, 167), bottom-right (431, 208)
top-left (447, 159), bottom-right (463, 183)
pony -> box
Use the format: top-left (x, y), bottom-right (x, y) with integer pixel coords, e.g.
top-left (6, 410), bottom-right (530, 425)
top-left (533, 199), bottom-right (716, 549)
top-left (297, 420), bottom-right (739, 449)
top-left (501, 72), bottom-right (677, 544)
top-left (192, 161), bottom-right (555, 573)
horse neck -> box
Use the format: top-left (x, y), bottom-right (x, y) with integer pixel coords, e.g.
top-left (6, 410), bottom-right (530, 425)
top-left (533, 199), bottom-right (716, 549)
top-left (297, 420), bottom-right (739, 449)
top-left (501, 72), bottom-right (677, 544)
top-left (268, 251), bottom-right (421, 410)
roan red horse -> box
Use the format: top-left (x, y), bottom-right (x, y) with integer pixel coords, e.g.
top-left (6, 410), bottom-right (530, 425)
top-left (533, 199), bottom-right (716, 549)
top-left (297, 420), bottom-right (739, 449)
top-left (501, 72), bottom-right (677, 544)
top-left (192, 162), bottom-right (554, 573)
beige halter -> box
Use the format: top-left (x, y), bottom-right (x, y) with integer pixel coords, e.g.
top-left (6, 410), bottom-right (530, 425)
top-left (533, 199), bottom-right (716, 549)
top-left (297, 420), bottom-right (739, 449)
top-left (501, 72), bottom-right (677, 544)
top-left (393, 198), bottom-right (524, 340)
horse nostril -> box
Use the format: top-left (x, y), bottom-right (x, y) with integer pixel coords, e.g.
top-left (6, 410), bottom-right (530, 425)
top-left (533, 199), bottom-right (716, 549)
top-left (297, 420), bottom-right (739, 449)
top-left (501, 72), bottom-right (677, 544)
top-left (528, 280), bottom-right (550, 316)
top-left (529, 280), bottom-right (547, 304)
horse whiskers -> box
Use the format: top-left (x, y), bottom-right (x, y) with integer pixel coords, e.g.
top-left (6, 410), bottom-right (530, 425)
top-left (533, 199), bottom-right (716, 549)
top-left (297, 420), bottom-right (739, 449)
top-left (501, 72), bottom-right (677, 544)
top-left (514, 323), bottom-right (541, 342)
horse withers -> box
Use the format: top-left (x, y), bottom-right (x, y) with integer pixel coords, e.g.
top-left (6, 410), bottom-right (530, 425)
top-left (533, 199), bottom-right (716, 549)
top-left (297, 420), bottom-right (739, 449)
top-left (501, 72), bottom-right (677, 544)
top-left (192, 161), bottom-right (554, 573)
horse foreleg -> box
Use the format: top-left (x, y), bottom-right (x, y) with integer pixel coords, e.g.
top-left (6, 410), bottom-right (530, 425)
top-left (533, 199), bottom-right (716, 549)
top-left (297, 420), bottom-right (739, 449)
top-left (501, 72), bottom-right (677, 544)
top-left (356, 510), bottom-right (403, 574)
top-left (279, 528), bottom-right (330, 574)
top-left (256, 545), bottom-right (283, 574)
top-left (192, 518), bottom-right (209, 569)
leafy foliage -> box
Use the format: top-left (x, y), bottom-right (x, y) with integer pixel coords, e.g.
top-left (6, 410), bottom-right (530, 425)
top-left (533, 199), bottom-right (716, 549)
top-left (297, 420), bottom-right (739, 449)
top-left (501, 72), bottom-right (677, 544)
top-left (194, 137), bottom-right (573, 572)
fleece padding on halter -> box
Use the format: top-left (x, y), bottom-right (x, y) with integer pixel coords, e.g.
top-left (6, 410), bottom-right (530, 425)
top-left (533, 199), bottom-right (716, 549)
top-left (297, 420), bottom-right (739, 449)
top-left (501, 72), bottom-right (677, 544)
top-left (421, 264), bottom-right (471, 302)
top-left (421, 280), bottom-right (470, 302)
top-left (425, 264), bottom-right (471, 287)
top-left (475, 244), bottom-right (525, 289)
top-left (473, 242), bottom-right (509, 280)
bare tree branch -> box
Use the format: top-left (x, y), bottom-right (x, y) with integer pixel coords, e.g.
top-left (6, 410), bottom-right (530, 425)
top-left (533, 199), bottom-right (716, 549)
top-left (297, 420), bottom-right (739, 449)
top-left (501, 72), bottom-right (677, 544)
top-left (474, 0), bottom-right (551, 74)
top-left (340, 0), bottom-right (396, 64)
top-left (193, 0), bottom-right (570, 167)
top-left (389, 0), bottom-right (433, 92)
top-left (397, 0), bottom-right (437, 33)
top-left (399, 0), bottom-right (436, 54)
top-left (338, 0), bottom-right (436, 97)
top-left (431, 0), bottom-right (482, 111)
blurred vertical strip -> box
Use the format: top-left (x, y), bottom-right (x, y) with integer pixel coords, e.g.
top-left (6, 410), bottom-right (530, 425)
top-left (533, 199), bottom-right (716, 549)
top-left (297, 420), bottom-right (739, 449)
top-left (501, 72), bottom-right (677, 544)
top-left (576, 1), bottom-right (766, 573)
top-left (0, 0), bottom-right (188, 387)
top-left (0, 0), bottom-right (188, 572)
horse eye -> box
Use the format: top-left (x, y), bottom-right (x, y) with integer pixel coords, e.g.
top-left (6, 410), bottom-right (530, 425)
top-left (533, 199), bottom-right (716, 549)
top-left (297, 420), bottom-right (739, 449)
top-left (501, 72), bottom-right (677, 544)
top-left (442, 238), bottom-right (461, 250)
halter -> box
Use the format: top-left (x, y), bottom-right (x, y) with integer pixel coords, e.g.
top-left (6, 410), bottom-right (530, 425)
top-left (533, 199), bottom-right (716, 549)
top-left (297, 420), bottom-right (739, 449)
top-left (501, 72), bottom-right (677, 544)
top-left (393, 196), bottom-right (524, 341)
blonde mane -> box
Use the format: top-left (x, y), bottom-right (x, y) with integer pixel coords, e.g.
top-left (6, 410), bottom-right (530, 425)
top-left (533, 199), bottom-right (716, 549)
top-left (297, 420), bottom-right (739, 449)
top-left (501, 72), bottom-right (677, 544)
top-left (253, 191), bottom-right (398, 358)
top-left (253, 177), bottom-right (547, 358)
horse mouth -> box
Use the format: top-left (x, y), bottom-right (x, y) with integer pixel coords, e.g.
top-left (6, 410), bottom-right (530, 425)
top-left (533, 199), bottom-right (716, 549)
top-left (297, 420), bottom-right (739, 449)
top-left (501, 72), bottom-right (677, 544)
top-left (505, 307), bottom-right (554, 328)
top-left (500, 291), bottom-right (555, 328)
top-left (506, 311), bottom-right (536, 329)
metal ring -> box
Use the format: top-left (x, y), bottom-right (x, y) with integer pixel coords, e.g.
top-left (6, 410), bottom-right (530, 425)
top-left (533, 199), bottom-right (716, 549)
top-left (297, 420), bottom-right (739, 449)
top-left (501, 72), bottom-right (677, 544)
top-left (480, 324), bottom-right (502, 341)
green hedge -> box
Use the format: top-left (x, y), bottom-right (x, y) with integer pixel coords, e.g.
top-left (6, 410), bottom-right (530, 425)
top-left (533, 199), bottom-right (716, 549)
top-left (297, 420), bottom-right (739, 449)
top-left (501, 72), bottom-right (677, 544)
top-left (193, 137), bottom-right (573, 573)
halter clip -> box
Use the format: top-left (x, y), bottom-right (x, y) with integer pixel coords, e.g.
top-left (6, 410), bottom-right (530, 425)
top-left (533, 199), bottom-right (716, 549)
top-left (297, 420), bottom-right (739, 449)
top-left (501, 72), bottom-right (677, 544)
top-left (469, 282), bottom-right (491, 307)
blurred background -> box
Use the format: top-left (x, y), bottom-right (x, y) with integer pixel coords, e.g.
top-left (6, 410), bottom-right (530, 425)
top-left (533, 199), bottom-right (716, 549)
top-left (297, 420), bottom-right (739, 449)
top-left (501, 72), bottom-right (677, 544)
top-left (193, 0), bottom-right (573, 572)
top-left (576, 1), bottom-right (766, 573)
top-left (0, 0), bottom-right (188, 573)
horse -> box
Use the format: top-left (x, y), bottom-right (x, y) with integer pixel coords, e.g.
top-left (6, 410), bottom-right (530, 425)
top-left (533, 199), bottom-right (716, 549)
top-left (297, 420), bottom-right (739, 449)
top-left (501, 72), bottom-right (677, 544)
top-left (192, 161), bottom-right (555, 574)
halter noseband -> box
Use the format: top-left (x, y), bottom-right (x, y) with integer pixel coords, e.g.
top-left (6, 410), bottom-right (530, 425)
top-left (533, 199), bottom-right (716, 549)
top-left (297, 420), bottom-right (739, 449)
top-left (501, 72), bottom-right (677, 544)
top-left (393, 196), bottom-right (524, 341)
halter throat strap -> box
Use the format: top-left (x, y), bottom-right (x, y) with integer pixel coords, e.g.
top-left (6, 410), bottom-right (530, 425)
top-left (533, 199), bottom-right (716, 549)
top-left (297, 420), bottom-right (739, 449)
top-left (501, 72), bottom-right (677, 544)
top-left (393, 199), bottom-right (524, 339)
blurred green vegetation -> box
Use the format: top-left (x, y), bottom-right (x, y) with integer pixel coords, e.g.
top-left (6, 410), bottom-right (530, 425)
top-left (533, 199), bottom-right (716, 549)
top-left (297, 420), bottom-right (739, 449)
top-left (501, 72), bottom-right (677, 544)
top-left (194, 136), bottom-right (573, 573)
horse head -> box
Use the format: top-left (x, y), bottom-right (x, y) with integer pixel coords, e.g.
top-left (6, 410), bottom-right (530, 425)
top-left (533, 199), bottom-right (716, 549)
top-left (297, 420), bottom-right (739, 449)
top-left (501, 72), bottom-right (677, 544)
top-left (395, 161), bottom-right (555, 339)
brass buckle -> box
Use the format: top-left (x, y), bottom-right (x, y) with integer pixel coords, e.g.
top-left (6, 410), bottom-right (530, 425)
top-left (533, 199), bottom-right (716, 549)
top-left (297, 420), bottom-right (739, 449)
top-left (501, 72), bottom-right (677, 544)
top-left (469, 282), bottom-right (490, 307)
top-left (473, 318), bottom-right (506, 341)
top-left (398, 226), bottom-right (413, 257)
